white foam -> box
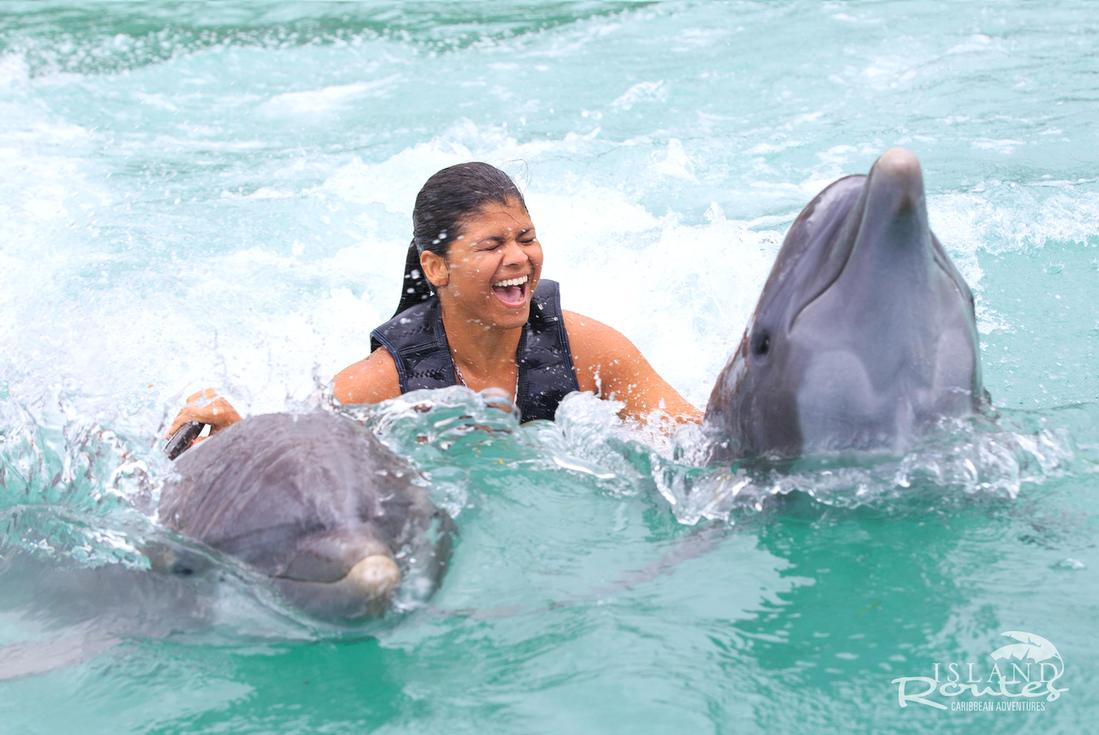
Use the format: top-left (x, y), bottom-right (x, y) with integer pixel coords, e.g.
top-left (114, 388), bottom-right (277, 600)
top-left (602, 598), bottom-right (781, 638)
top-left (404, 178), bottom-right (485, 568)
top-left (310, 120), bottom-right (598, 213)
top-left (0, 53), bottom-right (29, 89)
top-left (262, 78), bottom-right (399, 116)
top-left (945, 34), bottom-right (995, 55)
top-left (651, 138), bottom-right (697, 182)
top-left (746, 141), bottom-right (797, 155)
top-left (971, 138), bottom-right (1025, 155)
top-left (134, 92), bottom-right (178, 112)
top-left (931, 187), bottom-right (1099, 253)
top-left (610, 81), bottom-right (667, 111)
top-left (315, 148), bottom-right (468, 212)
top-left (862, 56), bottom-right (919, 89)
top-left (530, 184), bottom-right (780, 407)
top-left (220, 187), bottom-right (296, 201)
top-left (671, 28), bottom-right (730, 50)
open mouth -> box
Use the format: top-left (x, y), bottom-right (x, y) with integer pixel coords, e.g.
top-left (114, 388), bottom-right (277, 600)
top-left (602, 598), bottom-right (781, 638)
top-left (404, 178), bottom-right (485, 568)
top-left (491, 274), bottom-right (530, 308)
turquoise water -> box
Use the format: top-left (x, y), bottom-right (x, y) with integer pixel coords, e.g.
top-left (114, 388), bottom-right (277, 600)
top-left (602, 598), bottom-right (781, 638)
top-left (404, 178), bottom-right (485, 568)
top-left (1, 2), bottom-right (1097, 732)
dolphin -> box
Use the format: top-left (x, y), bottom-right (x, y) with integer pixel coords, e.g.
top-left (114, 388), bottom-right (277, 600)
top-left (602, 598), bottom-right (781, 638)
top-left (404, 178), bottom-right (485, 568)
top-left (705, 148), bottom-right (987, 461)
top-left (158, 411), bottom-right (455, 621)
top-left (0, 411), bottom-right (454, 681)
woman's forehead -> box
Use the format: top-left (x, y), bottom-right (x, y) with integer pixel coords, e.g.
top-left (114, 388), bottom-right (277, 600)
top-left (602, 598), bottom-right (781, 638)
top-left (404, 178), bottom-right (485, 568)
top-left (460, 199), bottom-right (532, 236)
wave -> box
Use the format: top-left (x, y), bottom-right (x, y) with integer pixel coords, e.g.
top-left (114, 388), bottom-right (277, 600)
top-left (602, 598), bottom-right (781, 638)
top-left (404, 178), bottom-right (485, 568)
top-left (0, 2), bottom-right (653, 77)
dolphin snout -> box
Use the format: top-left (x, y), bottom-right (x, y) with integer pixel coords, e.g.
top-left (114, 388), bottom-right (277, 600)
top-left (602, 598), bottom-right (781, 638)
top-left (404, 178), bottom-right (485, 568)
top-left (876, 147), bottom-right (922, 178)
top-left (867, 147), bottom-right (925, 212)
top-left (270, 528), bottom-right (406, 620)
top-left (272, 550), bottom-right (403, 621)
top-left (344, 554), bottom-right (401, 599)
top-left (849, 147), bottom-right (932, 267)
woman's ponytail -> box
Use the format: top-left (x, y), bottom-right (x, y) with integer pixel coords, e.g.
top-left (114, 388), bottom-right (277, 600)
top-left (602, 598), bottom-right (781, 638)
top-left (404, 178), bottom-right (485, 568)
top-left (391, 241), bottom-right (434, 318)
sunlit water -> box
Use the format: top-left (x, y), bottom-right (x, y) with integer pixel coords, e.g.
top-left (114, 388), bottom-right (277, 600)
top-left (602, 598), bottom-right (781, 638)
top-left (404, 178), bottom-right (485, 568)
top-left (1, 2), bottom-right (1097, 733)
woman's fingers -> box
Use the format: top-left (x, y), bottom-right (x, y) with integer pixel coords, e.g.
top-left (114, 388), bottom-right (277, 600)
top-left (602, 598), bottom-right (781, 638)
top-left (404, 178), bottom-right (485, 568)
top-left (164, 390), bottom-right (242, 439)
top-left (185, 387), bottom-right (219, 404)
top-left (165, 406), bottom-right (208, 438)
top-left (165, 408), bottom-right (196, 439)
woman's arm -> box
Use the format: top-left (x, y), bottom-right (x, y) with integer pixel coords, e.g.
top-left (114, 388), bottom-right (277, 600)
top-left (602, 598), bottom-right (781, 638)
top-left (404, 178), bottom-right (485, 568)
top-left (332, 347), bottom-right (402, 405)
top-left (162, 350), bottom-right (398, 456)
top-left (562, 310), bottom-right (702, 423)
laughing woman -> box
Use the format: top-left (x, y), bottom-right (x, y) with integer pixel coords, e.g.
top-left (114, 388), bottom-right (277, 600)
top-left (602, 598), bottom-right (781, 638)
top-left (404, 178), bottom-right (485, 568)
top-left (166, 162), bottom-right (700, 448)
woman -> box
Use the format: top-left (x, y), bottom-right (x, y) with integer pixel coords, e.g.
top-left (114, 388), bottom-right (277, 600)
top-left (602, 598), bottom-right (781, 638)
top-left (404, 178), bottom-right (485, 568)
top-left (166, 163), bottom-right (700, 448)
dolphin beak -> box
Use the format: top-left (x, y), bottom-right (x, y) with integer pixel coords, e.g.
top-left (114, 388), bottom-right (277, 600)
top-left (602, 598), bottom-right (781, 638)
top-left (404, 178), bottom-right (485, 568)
top-left (343, 554), bottom-right (401, 600)
top-left (271, 528), bottom-right (405, 620)
top-left (861, 147), bottom-right (929, 232)
top-left (846, 147), bottom-right (934, 282)
top-left (271, 551), bottom-right (403, 621)
top-left (872, 147), bottom-right (924, 195)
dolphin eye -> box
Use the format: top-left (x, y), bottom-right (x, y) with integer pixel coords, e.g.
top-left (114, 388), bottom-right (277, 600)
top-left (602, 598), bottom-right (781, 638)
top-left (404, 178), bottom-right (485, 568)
top-left (751, 331), bottom-right (771, 357)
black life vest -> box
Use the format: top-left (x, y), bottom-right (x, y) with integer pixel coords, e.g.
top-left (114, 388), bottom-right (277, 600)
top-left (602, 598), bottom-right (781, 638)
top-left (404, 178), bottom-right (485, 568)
top-left (369, 279), bottom-right (581, 422)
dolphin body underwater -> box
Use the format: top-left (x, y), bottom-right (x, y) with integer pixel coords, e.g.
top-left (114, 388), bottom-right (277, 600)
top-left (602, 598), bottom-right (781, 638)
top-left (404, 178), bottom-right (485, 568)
top-left (704, 148), bottom-right (987, 461)
top-left (158, 411), bottom-right (455, 621)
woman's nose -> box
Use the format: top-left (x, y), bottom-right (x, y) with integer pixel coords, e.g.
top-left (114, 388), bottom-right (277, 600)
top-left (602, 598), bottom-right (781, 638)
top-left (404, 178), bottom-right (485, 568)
top-left (502, 239), bottom-right (528, 266)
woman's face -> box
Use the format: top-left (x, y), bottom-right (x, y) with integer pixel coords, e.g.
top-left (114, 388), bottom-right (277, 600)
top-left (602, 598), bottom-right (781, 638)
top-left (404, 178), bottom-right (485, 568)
top-left (427, 197), bottom-right (543, 330)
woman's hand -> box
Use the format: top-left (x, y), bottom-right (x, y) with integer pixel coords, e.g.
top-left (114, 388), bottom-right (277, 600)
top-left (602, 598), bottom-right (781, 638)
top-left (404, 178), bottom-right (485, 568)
top-left (164, 388), bottom-right (243, 448)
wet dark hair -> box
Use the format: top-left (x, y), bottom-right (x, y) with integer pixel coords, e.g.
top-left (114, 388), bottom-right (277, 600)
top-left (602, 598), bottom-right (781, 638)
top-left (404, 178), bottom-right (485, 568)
top-left (392, 162), bottom-right (527, 317)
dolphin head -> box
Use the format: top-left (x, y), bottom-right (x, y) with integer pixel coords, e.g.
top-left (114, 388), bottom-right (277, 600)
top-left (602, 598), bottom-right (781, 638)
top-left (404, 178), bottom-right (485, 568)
top-left (705, 148), bottom-right (985, 460)
top-left (158, 412), bottom-right (454, 622)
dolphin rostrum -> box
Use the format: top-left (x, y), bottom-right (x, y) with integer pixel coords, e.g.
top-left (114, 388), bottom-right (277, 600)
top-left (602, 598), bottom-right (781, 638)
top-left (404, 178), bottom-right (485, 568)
top-left (158, 411), bottom-right (455, 621)
top-left (705, 148), bottom-right (986, 460)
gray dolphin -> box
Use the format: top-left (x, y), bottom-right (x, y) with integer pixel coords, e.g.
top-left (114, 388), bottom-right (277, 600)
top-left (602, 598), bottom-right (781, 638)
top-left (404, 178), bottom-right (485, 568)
top-left (705, 148), bottom-right (987, 461)
top-left (158, 411), bottom-right (455, 621)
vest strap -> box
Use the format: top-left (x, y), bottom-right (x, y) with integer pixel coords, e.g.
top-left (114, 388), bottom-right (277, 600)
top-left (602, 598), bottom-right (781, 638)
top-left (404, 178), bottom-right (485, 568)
top-left (370, 280), bottom-right (580, 422)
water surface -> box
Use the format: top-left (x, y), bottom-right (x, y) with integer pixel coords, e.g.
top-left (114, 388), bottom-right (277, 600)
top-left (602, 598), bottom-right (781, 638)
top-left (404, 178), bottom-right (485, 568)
top-left (1, 2), bottom-right (1097, 733)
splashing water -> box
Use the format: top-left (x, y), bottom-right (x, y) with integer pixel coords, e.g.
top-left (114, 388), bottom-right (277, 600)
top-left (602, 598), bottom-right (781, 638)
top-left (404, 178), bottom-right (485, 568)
top-left (2, 2), bottom-right (1099, 733)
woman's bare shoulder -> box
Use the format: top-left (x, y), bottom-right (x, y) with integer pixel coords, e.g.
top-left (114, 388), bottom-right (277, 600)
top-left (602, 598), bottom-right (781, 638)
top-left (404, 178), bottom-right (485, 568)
top-left (563, 310), bottom-right (639, 359)
top-left (332, 348), bottom-right (401, 405)
top-left (562, 309), bottom-right (701, 423)
top-left (562, 310), bottom-right (643, 393)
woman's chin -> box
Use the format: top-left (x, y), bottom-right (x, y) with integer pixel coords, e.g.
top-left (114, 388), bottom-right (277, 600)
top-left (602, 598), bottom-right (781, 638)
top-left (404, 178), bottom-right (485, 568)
top-left (487, 300), bottom-right (531, 328)
top-left (493, 308), bottom-right (531, 329)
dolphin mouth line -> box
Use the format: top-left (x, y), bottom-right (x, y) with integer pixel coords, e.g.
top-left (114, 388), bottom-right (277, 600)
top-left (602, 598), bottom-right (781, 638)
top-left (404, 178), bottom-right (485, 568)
top-left (786, 163), bottom-right (953, 336)
top-left (781, 175), bottom-right (864, 334)
top-left (787, 243), bottom-right (854, 334)
top-left (274, 554), bottom-right (402, 597)
top-left (789, 251), bottom-right (959, 334)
